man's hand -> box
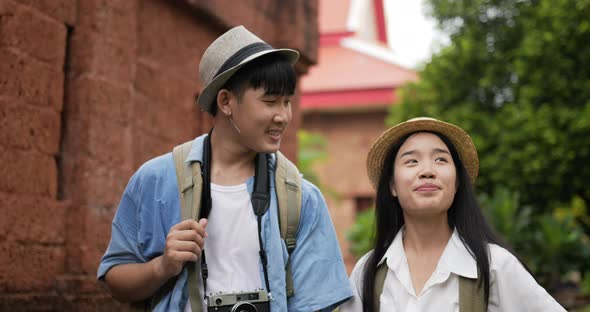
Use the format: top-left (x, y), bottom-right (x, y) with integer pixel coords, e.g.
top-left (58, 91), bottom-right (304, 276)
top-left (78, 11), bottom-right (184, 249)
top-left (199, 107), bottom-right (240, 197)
top-left (104, 218), bottom-right (208, 302)
top-left (155, 218), bottom-right (208, 280)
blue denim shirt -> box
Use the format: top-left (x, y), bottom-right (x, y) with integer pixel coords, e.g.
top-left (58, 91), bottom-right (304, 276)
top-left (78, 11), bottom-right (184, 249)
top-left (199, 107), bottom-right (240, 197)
top-left (97, 134), bottom-right (352, 311)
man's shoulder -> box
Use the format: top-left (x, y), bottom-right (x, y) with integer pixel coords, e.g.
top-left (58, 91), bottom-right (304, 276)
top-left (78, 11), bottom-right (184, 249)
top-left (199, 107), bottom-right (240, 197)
top-left (137, 152), bottom-right (174, 175)
top-left (131, 152), bottom-right (175, 187)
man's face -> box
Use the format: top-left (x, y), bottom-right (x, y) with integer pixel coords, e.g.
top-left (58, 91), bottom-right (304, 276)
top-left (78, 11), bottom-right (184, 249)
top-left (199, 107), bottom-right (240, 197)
top-left (230, 87), bottom-right (292, 153)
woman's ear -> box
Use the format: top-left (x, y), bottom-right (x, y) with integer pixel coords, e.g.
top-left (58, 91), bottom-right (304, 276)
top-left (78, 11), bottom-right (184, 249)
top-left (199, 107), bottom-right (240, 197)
top-left (389, 180), bottom-right (398, 197)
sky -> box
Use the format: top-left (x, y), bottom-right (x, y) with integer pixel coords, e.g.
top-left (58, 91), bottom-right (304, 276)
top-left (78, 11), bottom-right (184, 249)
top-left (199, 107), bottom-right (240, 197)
top-left (384, 0), bottom-right (449, 68)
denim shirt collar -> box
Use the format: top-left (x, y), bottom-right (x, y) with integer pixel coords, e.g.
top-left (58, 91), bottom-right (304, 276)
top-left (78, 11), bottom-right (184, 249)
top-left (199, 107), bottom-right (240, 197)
top-left (186, 133), bottom-right (277, 170)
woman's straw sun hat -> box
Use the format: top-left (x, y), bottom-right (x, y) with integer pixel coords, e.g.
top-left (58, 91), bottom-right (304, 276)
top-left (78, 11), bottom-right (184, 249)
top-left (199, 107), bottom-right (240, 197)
top-left (366, 117), bottom-right (479, 188)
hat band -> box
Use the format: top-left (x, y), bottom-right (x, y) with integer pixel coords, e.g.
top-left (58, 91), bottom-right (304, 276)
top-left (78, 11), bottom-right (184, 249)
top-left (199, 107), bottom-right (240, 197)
top-left (213, 42), bottom-right (273, 78)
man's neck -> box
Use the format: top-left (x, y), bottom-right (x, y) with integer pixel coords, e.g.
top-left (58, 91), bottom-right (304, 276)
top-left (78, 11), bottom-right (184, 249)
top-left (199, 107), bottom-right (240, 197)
top-left (209, 125), bottom-right (256, 186)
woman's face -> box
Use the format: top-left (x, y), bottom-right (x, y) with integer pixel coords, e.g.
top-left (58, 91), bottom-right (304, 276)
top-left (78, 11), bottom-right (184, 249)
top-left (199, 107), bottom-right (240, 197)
top-left (390, 132), bottom-right (457, 218)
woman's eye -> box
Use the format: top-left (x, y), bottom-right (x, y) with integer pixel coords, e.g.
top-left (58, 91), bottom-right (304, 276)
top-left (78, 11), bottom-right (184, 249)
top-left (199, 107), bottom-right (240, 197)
top-left (435, 157), bottom-right (448, 163)
top-left (405, 159), bottom-right (418, 164)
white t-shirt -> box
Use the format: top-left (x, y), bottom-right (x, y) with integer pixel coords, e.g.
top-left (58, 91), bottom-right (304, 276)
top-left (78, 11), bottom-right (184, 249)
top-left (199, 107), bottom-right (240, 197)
top-left (340, 229), bottom-right (567, 312)
top-left (184, 182), bottom-right (262, 311)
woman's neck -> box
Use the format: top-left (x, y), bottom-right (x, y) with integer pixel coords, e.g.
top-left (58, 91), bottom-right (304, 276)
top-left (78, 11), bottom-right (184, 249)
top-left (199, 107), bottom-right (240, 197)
top-left (402, 214), bottom-right (452, 296)
top-left (402, 214), bottom-right (452, 254)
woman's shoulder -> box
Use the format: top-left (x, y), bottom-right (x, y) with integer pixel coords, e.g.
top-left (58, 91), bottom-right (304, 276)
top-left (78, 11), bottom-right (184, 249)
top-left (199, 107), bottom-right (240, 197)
top-left (351, 250), bottom-right (375, 278)
top-left (487, 243), bottom-right (525, 272)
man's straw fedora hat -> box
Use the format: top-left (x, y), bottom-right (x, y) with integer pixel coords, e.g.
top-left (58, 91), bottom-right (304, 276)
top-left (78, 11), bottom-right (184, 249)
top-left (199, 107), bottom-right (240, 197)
top-left (197, 25), bottom-right (300, 113)
top-left (366, 117), bottom-right (479, 188)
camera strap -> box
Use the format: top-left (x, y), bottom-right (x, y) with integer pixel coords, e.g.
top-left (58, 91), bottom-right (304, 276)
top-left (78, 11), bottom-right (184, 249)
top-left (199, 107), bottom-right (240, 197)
top-left (199, 130), bottom-right (272, 299)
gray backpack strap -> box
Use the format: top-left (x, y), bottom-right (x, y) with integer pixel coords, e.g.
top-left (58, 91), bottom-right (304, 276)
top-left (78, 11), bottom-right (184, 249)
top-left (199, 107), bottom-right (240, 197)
top-left (459, 275), bottom-right (485, 312)
top-left (373, 259), bottom-right (388, 312)
top-left (172, 141), bottom-right (204, 312)
top-left (274, 151), bottom-right (302, 297)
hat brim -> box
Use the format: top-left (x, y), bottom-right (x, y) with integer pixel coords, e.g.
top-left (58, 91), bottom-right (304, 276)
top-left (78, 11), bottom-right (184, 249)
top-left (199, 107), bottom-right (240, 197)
top-left (366, 117), bottom-right (479, 189)
top-left (197, 48), bottom-right (299, 113)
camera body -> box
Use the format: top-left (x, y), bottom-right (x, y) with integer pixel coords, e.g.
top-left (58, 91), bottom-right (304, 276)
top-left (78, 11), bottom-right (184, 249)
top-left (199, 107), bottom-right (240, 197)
top-left (206, 290), bottom-right (270, 312)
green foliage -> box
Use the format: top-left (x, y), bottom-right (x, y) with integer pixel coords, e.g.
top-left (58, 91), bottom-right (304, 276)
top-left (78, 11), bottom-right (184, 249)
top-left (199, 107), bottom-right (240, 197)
top-left (297, 130), bottom-right (328, 188)
top-left (390, 0), bottom-right (590, 212)
top-left (374, 0), bottom-right (590, 297)
top-left (297, 130), bottom-right (340, 200)
top-left (582, 271), bottom-right (590, 295)
top-left (480, 188), bottom-right (590, 291)
top-left (346, 209), bottom-right (375, 258)
top-left (479, 187), bottom-right (534, 252)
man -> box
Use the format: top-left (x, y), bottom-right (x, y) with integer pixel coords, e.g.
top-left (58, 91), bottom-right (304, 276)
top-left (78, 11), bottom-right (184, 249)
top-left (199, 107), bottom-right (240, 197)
top-left (97, 25), bottom-right (352, 311)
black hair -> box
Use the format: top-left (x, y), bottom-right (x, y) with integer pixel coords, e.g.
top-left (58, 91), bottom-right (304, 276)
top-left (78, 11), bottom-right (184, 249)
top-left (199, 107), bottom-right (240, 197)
top-left (361, 131), bottom-right (512, 311)
top-left (208, 53), bottom-right (296, 116)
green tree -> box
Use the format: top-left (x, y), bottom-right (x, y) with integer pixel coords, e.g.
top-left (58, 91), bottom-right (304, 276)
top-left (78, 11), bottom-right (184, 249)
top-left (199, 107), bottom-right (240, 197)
top-left (390, 0), bottom-right (590, 214)
top-left (381, 0), bottom-right (590, 295)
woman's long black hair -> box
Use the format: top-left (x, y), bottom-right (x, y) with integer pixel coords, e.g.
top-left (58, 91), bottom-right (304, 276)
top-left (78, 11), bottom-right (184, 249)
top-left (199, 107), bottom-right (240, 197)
top-left (361, 131), bottom-right (507, 311)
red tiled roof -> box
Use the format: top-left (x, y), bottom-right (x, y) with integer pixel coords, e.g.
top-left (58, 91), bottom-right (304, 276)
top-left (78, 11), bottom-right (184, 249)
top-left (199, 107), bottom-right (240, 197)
top-left (301, 45), bottom-right (418, 93)
top-left (302, 0), bottom-right (418, 112)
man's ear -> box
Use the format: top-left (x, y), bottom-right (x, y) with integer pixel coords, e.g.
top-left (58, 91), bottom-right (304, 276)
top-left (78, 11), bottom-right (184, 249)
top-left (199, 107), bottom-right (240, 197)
top-left (217, 89), bottom-right (232, 116)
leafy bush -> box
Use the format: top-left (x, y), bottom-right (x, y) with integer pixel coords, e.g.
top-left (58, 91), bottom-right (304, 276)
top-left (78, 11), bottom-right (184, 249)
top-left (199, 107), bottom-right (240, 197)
top-left (480, 188), bottom-right (590, 291)
top-left (346, 208), bottom-right (375, 258)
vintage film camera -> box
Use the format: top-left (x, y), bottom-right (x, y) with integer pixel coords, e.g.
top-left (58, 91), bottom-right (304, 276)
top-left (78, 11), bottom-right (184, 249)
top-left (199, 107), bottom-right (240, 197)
top-left (206, 289), bottom-right (270, 312)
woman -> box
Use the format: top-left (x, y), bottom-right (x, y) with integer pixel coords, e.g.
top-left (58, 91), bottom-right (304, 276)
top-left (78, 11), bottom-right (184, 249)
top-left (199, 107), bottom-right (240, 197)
top-left (340, 117), bottom-right (566, 311)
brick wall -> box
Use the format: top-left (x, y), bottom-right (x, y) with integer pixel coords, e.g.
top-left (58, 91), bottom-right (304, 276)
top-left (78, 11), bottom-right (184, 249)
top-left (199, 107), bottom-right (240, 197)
top-left (0, 0), bottom-right (318, 310)
top-left (302, 110), bottom-right (388, 272)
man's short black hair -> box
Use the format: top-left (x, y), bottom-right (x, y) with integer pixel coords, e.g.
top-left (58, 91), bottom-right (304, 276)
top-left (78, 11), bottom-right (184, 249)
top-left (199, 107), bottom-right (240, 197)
top-left (208, 53), bottom-right (297, 116)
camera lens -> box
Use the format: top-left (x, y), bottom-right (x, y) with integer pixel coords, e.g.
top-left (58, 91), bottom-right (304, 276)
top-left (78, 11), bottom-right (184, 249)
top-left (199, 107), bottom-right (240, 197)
top-left (230, 302), bottom-right (257, 312)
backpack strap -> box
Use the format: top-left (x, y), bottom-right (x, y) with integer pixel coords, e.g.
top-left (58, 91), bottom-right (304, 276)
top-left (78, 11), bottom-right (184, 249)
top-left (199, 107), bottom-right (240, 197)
top-left (373, 259), bottom-right (388, 312)
top-left (172, 140), bottom-right (204, 312)
top-left (459, 275), bottom-right (485, 312)
top-left (138, 141), bottom-right (202, 311)
top-left (274, 151), bottom-right (302, 297)
top-left (374, 258), bottom-right (486, 312)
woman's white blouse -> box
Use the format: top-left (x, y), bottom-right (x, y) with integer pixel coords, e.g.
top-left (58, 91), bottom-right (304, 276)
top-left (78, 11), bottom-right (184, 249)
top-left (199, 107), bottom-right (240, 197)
top-left (340, 230), bottom-right (566, 312)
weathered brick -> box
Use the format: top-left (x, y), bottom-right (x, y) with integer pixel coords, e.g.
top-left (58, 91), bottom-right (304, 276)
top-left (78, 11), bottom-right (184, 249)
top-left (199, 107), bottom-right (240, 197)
top-left (69, 30), bottom-right (135, 83)
top-left (134, 62), bottom-right (197, 110)
top-left (62, 112), bottom-right (132, 170)
top-left (273, 0), bottom-right (319, 63)
top-left (65, 203), bottom-right (118, 274)
top-left (60, 153), bottom-right (132, 208)
top-left (0, 192), bottom-right (66, 245)
top-left (0, 48), bottom-right (64, 111)
top-left (137, 0), bottom-right (209, 76)
top-left (0, 1), bottom-right (67, 66)
top-left (76, 0), bottom-right (137, 43)
top-left (0, 293), bottom-right (62, 311)
top-left (131, 126), bottom-right (178, 169)
top-left (0, 98), bottom-right (61, 154)
top-left (0, 145), bottom-right (57, 197)
top-left (0, 242), bottom-right (65, 292)
top-left (67, 76), bottom-right (132, 125)
top-left (56, 275), bottom-right (105, 296)
top-left (61, 293), bottom-right (128, 312)
top-left (133, 66), bottom-right (199, 141)
top-left (15, 0), bottom-right (76, 25)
